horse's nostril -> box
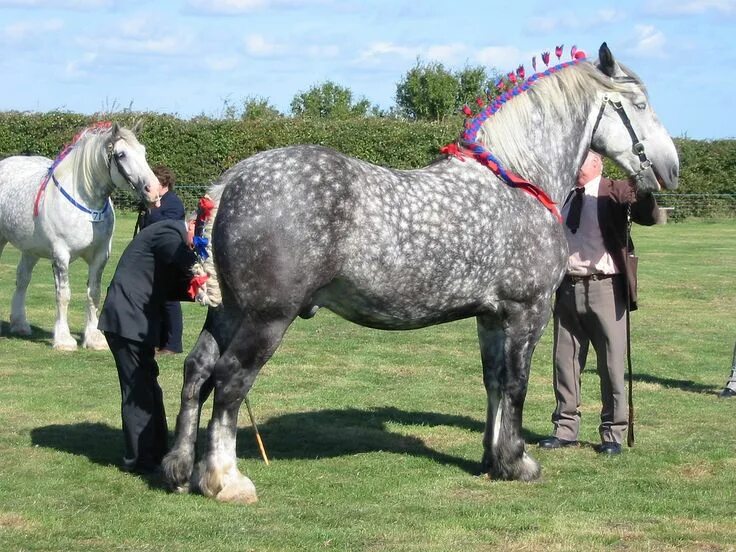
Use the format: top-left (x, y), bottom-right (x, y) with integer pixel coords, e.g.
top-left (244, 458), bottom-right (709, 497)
top-left (144, 184), bottom-right (151, 193)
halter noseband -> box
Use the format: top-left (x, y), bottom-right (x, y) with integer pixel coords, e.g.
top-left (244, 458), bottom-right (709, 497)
top-left (591, 83), bottom-right (653, 184)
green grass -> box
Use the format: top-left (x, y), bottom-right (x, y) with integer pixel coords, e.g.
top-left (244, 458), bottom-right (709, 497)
top-left (1, 215), bottom-right (735, 551)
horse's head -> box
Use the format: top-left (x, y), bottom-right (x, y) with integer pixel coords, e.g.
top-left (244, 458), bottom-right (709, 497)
top-left (107, 122), bottom-right (162, 205)
top-left (589, 42), bottom-right (679, 193)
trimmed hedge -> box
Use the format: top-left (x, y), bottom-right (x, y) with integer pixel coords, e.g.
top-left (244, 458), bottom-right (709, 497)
top-left (1, 111), bottom-right (734, 205)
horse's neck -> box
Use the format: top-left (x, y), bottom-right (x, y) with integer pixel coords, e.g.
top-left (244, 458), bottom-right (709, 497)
top-left (483, 95), bottom-right (596, 206)
top-left (53, 134), bottom-right (114, 209)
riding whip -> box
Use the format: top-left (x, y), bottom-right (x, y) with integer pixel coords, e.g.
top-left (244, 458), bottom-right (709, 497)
top-left (245, 396), bottom-right (270, 465)
top-left (625, 205), bottom-right (635, 447)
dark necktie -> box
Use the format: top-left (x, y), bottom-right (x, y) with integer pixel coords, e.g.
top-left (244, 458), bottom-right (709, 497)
top-left (565, 187), bottom-right (585, 234)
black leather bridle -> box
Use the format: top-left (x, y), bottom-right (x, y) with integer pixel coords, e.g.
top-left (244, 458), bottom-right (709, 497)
top-left (590, 85), bottom-right (654, 184)
top-left (106, 140), bottom-right (140, 194)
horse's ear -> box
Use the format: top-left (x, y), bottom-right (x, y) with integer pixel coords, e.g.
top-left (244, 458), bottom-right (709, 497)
top-left (598, 42), bottom-right (616, 77)
top-left (132, 119), bottom-right (144, 135)
top-left (110, 122), bottom-right (121, 139)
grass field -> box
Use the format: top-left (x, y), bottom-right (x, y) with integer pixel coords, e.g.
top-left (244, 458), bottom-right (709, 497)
top-left (1, 214), bottom-right (735, 551)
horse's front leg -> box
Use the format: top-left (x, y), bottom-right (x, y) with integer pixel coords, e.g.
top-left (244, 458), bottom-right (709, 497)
top-left (81, 248), bottom-right (109, 350)
top-left (477, 304), bottom-right (549, 481)
top-left (162, 310), bottom-right (221, 493)
top-left (51, 251), bottom-right (77, 350)
top-left (193, 314), bottom-right (292, 504)
top-left (9, 252), bottom-right (39, 336)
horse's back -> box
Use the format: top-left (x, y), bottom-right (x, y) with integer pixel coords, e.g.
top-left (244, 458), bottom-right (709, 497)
top-left (0, 156), bottom-right (51, 245)
top-left (214, 145), bottom-right (566, 329)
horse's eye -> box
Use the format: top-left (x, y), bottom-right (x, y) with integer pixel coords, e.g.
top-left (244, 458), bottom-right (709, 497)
top-left (635, 102), bottom-right (647, 110)
top-left (116, 151), bottom-right (127, 160)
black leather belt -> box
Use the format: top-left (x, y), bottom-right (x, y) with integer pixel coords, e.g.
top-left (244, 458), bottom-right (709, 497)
top-left (564, 273), bottom-right (618, 283)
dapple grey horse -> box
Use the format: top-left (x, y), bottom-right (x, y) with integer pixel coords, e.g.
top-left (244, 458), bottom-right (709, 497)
top-left (164, 43), bottom-right (679, 503)
top-left (0, 122), bottom-right (160, 350)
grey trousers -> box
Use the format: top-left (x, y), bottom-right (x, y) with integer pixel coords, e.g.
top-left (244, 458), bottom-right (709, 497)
top-left (551, 275), bottom-right (628, 444)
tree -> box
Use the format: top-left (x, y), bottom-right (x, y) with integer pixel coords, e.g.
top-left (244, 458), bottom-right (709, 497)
top-left (395, 61), bottom-right (458, 121)
top-left (220, 96), bottom-right (282, 120)
top-left (395, 60), bottom-right (500, 121)
top-left (240, 96), bottom-right (282, 120)
top-left (290, 81), bottom-right (375, 119)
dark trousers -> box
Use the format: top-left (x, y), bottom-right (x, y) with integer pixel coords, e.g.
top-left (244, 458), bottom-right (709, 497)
top-left (104, 332), bottom-right (168, 470)
top-left (159, 300), bottom-right (183, 353)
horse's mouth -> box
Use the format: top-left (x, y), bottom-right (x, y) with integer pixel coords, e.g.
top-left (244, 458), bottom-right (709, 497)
top-left (654, 172), bottom-right (663, 191)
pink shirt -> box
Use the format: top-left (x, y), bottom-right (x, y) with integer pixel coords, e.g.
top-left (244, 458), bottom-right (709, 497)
top-left (562, 175), bottom-right (619, 277)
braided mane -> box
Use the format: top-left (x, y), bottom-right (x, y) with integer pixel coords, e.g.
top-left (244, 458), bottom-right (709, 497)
top-left (460, 58), bottom-right (641, 179)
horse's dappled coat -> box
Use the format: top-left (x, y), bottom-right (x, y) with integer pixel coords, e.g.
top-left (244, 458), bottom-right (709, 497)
top-left (164, 44), bottom-right (679, 503)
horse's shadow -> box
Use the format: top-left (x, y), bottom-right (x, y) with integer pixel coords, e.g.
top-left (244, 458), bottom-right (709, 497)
top-left (0, 322), bottom-right (56, 344)
top-left (30, 407), bottom-right (546, 482)
top-left (631, 373), bottom-right (719, 395)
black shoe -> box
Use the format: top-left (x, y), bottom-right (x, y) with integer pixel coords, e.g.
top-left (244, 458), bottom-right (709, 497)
top-left (718, 388), bottom-right (736, 398)
top-left (538, 436), bottom-right (578, 449)
top-left (595, 442), bottom-right (622, 455)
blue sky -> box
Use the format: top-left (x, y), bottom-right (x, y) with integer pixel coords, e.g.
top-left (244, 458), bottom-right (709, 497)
top-left (1, 0), bottom-right (734, 139)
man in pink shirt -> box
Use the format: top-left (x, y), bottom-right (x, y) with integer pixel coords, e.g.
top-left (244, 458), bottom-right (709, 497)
top-left (539, 151), bottom-right (660, 455)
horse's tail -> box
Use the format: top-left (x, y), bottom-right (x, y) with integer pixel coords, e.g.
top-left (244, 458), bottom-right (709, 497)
top-left (190, 186), bottom-right (225, 307)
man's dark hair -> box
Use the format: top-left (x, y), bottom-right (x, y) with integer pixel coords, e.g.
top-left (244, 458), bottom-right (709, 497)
top-left (153, 165), bottom-right (176, 190)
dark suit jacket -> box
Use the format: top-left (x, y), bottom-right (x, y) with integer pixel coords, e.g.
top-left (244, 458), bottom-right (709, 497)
top-left (99, 220), bottom-right (197, 345)
top-left (596, 177), bottom-right (659, 310)
top-left (140, 190), bottom-right (185, 229)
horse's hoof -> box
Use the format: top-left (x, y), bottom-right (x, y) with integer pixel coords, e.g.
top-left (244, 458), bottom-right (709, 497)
top-left (9, 322), bottom-right (32, 336)
top-left (53, 340), bottom-right (78, 351)
top-left (215, 476), bottom-right (258, 505)
top-left (194, 461), bottom-right (258, 504)
top-left (83, 329), bottom-right (109, 350)
top-left (162, 450), bottom-right (194, 491)
top-left (83, 337), bottom-right (109, 350)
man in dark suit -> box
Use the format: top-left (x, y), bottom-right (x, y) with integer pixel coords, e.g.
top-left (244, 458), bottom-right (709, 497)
top-left (135, 166), bottom-right (187, 354)
top-left (99, 218), bottom-right (197, 474)
top-left (539, 151), bottom-right (660, 455)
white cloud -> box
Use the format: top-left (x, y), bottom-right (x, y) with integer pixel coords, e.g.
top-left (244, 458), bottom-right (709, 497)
top-left (356, 41), bottom-right (418, 64)
top-left (186, 0), bottom-right (329, 15)
top-left (426, 43), bottom-right (466, 65)
top-left (627, 25), bottom-right (667, 58)
top-left (73, 13), bottom-right (194, 56)
top-left (475, 46), bottom-right (529, 70)
top-left (2, 18), bottom-right (63, 42)
top-left (646, 0), bottom-right (736, 15)
top-left (527, 9), bottom-right (625, 32)
top-left (356, 41), bottom-right (468, 66)
top-left (0, 0), bottom-right (112, 8)
top-left (306, 44), bottom-right (340, 59)
top-left (205, 55), bottom-right (240, 71)
top-left (64, 51), bottom-right (98, 78)
top-left (244, 34), bottom-right (285, 57)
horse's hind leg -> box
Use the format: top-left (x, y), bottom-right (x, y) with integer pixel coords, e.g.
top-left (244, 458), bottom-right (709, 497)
top-left (477, 303), bottom-right (549, 481)
top-left (81, 248), bottom-right (110, 350)
top-left (9, 252), bottom-right (39, 336)
top-left (194, 313), bottom-right (293, 504)
top-left (162, 309), bottom-right (223, 493)
top-left (50, 251), bottom-right (77, 350)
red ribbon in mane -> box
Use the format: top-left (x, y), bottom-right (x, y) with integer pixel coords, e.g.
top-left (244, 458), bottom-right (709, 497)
top-left (188, 274), bottom-right (210, 299)
top-left (440, 143), bottom-right (562, 223)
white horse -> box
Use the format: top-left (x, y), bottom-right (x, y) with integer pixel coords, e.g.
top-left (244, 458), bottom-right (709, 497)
top-left (0, 122), bottom-right (161, 350)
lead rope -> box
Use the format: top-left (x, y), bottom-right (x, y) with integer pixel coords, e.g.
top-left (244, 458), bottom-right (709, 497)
top-left (625, 204), bottom-right (635, 447)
